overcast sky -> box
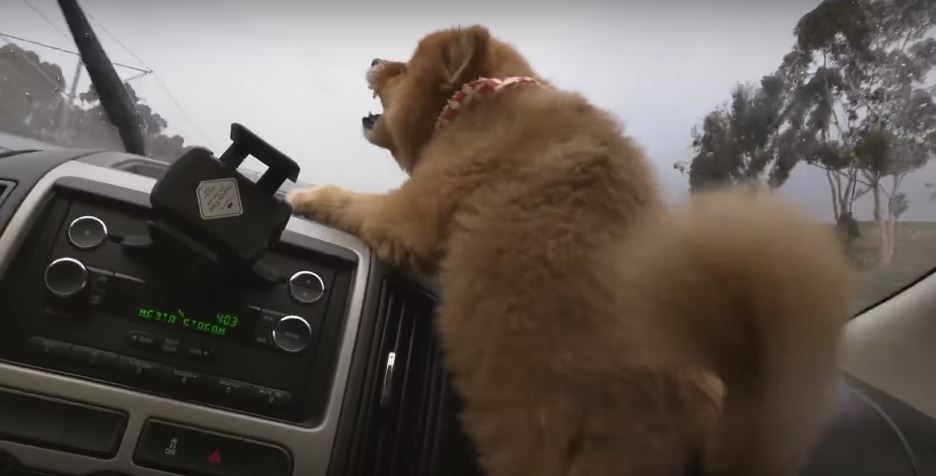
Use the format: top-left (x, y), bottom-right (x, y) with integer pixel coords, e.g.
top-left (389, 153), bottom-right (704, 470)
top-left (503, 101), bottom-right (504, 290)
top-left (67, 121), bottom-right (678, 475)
top-left (2, 0), bottom-right (934, 221)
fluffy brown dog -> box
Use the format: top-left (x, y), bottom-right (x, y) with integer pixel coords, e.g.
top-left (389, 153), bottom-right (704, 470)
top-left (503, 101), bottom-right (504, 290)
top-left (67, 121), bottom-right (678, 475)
top-left (288, 25), bottom-right (852, 476)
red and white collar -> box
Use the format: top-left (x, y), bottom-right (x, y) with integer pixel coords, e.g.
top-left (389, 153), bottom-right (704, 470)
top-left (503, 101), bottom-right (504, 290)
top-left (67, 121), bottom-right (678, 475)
top-left (435, 76), bottom-right (541, 131)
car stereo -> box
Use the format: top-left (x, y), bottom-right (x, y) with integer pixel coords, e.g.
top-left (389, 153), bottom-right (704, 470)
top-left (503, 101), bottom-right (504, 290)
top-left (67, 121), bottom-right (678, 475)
top-left (0, 178), bottom-right (356, 425)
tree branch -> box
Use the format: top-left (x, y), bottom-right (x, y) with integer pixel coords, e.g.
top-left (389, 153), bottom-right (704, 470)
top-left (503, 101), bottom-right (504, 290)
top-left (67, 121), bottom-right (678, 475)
top-left (826, 169), bottom-right (840, 220)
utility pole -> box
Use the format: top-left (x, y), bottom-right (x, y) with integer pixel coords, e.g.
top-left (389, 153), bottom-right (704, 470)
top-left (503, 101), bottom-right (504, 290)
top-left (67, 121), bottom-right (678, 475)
top-left (57, 0), bottom-right (144, 155)
top-left (56, 59), bottom-right (82, 143)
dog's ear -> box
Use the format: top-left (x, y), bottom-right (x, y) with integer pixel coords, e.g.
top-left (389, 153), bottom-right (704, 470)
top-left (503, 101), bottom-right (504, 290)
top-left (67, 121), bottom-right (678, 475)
top-left (442, 25), bottom-right (490, 90)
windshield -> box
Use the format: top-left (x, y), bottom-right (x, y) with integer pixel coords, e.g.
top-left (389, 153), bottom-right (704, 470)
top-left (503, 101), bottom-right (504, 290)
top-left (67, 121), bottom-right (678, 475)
top-left (2, 0), bottom-right (934, 314)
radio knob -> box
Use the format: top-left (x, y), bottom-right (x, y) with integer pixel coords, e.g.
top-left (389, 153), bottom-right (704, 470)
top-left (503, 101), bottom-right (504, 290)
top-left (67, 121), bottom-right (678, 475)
top-left (44, 257), bottom-right (88, 298)
top-left (271, 315), bottom-right (312, 354)
top-left (67, 215), bottom-right (108, 250)
top-left (288, 271), bottom-right (325, 304)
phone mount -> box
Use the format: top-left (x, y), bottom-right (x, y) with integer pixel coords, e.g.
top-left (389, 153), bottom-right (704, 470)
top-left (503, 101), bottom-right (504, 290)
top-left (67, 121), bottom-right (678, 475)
top-left (123, 123), bottom-right (299, 286)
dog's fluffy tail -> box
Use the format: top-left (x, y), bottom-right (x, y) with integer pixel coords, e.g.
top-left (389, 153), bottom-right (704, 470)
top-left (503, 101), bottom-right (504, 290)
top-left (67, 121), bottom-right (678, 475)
top-left (620, 188), bottom-right (854, 476)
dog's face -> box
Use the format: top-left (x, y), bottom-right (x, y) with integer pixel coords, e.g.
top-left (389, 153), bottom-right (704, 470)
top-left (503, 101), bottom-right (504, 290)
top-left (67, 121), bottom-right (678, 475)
top-left (362, 25), bottom-right (536, 172)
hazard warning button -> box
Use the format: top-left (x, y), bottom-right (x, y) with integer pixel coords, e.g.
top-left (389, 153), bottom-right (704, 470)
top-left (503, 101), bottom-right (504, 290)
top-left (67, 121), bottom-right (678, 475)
top-left (133, 419), bottom-right (291, 476)
top-left (207, 448), bottom-right (223, 464)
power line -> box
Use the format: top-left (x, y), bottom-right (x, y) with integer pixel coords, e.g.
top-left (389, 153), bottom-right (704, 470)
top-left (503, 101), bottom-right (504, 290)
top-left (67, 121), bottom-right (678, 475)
top-left (148, 72), bottom-right (216, 149)
top-left (85, 13), bottom-right (215, 149)
top-left (122, 69), bottom-right (151, 83)
top-left (0, 31), bottom-right (151, 74)
top-left (0, 35), bottom-right (64, 93)
top-left (4, 6), bottom-right (216, 150)
top-left (0, 32), bottom-right (82, 58)
top-left (19, 0), bottom-right (70, 41)
top-left (86, 12), bottom-right (148, 70)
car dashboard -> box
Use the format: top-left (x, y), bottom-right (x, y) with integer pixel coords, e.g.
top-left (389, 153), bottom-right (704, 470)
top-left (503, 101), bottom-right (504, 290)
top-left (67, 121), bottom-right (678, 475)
top-left (0, 148), bottom-right (932, 476)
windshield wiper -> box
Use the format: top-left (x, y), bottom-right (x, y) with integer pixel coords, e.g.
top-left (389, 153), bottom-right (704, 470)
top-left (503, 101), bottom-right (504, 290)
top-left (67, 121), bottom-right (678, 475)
top-left (57, 0), bottom-right (145, 155)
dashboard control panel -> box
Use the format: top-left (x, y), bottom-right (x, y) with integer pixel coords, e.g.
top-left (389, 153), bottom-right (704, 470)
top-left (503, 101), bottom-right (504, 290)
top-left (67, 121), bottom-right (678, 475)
top-left (133, 420), bottom-right (292, 476)
top-left (0, 177), bottom-right (357, 425)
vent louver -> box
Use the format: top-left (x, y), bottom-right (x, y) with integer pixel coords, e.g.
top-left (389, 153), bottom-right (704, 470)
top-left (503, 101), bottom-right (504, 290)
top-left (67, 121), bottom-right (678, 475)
top-left (349, 277), bottom-right (482, 476)
top-left (0, 180), bottom-right (15, 208)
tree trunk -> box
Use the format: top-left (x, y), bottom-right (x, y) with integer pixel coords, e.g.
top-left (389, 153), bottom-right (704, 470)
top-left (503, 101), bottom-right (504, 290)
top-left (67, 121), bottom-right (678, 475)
top-left (842, 169), bottom-right (858, 215)
top-left (886, 218), bottom-right (898, 264)
top-left (880, 176), bottom-right (904, 266)
top-left (879, 216), bottom-right (892, 265)
top-left (826, 170), bottom-right (840, 222)
top-left (873, 179), bottom-right (889, 265)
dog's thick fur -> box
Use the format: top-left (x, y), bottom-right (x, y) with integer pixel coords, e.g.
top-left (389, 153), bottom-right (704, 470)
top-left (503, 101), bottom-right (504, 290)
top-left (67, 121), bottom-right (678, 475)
top-left (289, 25), bottom-right (852, 476)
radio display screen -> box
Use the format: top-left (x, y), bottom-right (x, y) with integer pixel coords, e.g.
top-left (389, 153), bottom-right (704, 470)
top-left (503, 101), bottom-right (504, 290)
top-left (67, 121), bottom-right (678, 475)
top-left (135, 306), bottom-right (247, 338)
top-left (103, 277), bottom-right (261, 341)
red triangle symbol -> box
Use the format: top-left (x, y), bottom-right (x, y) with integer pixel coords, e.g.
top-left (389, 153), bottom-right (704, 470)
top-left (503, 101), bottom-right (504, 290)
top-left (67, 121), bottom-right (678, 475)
top-left (207, 449), bottom-right (222, 464)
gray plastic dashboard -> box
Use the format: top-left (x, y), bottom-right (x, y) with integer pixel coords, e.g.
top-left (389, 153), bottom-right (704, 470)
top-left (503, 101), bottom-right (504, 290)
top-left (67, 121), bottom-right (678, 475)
top-left (0, 150), bottom-right (372, 476)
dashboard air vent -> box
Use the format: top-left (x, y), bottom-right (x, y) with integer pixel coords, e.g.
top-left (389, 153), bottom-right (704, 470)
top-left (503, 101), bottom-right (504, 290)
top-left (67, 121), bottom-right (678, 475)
top-left (346, 274), bottom-right (483, 476)
top-left (0, 180), bottom-right (15, 208)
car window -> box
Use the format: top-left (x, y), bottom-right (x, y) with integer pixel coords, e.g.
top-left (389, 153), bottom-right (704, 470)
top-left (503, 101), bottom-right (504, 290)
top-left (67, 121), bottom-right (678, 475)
top-left (1, 0), bottom-right (934, 315)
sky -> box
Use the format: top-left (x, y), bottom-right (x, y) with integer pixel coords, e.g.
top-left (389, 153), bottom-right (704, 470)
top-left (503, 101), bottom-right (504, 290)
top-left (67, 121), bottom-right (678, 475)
top-left (1, 0), bottom-right (935, 221)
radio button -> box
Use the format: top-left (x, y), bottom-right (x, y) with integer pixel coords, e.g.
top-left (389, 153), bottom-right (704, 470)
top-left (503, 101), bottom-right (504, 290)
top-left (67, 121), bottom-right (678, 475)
top-left (27, 337), bottom-right (71, 357)
top-left (170, 369), bottom-right (200, 387)
top-left (67, 216), bottom-right (108, 250)
top-left (88, 268), bottom-right (114, 289)
top-left (185, 345), bottom-right (215, 362)
top-left (252, 329), bottom-right (272, 347)
top-left (111, 356), bottom-right (171, 380)
top-left (160, 338), bottom-right (182, 355)
top-left (44, 257), bottom-right (88, 298)
top-left (251, 386), bottom-right (292, 408)
top-left (215, 378), bottom-right (253, 400)
top-left (87, 290), bottom-right (106, 308)
top-left (85, 268), bottom-right (114, 308)
top-left (110, 356), bottom-right (148, 375)
top-left (69, 346), bottom-right (118, 368)
top-left (271, 315), bottom-right (312, 354)
top-left (127, 331), bottom-right (161, 350)
top-left (288, 271), bottom-right (325, 304)
top-left (257, 309), bottom-right (282, 327)
top-left (155, 369), bottom-right (201, 388)
top-left (253, 309), bottom-right (279, 347)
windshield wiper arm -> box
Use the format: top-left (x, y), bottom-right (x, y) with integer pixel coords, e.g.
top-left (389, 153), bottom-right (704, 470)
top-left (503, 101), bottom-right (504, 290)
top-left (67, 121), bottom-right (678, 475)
top-left (58, 0), bottom-right (145, 155)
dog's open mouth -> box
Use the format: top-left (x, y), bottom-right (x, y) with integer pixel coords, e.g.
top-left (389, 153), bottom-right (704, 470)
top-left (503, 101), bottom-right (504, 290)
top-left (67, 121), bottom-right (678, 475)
top-left (362, 112), bottom-right (381, 130)
top-left (363, 76), bottom-right (382, 131)
top-left (363, 83), bottom-right (381, 130)
top-left (363, 61), bottom-right (388, 131)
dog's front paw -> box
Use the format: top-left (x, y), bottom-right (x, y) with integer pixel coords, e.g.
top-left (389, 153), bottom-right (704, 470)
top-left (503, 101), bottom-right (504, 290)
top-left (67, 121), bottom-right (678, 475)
top-left (368, 232), bottom-right (415, 269)
top-left (287, 185), bottom-right (349, 225)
